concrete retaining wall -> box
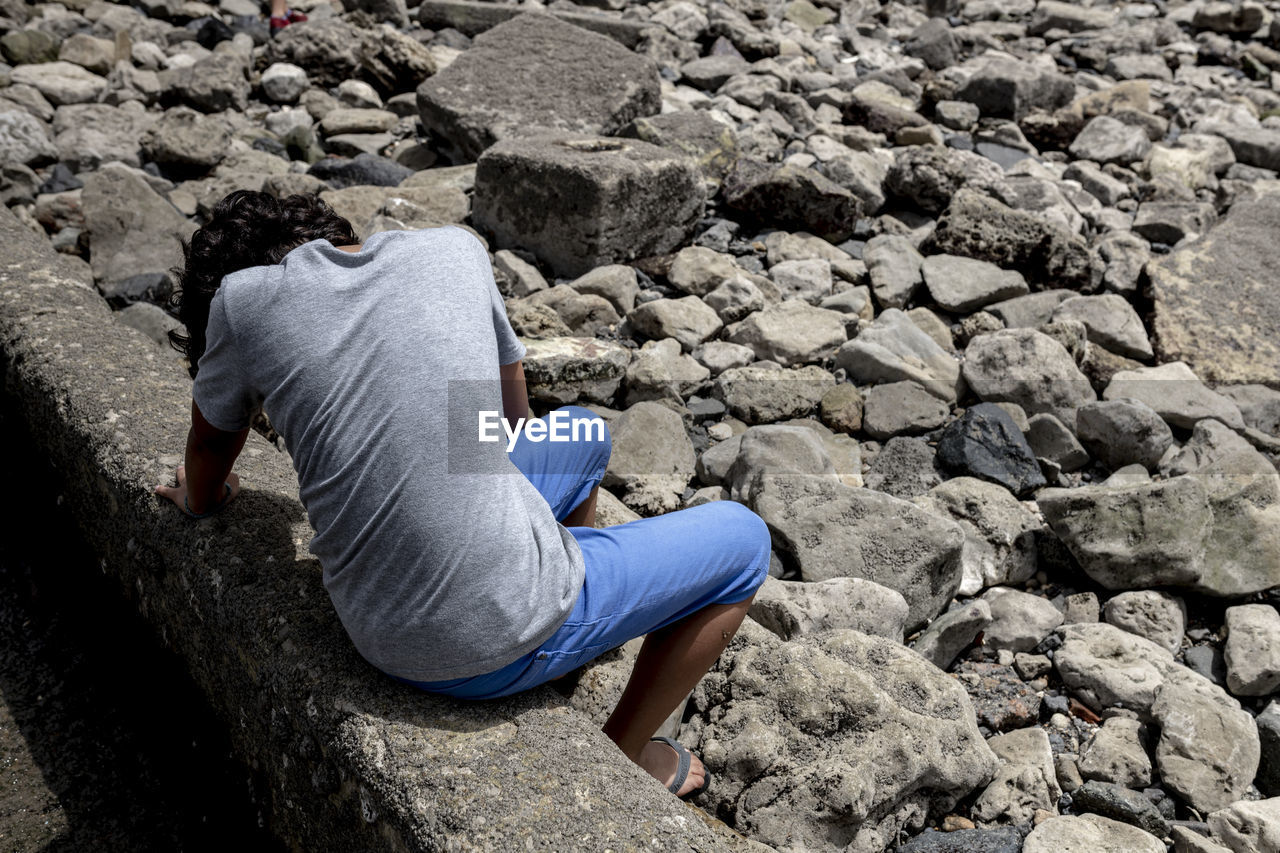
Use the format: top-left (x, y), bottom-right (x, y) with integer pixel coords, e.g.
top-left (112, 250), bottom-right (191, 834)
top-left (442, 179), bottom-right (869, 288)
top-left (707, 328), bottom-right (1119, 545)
top-left (0, 205), bottom-right (750, 852)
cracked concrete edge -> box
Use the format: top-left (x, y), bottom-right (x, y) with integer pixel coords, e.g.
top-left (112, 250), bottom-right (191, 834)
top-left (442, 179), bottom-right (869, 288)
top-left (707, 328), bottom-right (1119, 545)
top-left (0, 205), bottom-right (755, 853)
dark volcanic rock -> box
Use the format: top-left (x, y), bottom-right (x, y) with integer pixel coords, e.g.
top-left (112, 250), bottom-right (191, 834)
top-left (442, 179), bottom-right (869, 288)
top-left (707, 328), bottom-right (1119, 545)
top-left (722, 158), bottom-right (861, 241)
top-left (898, 827), bottom-right (1023, 853)
top-left (416, 13), bottom-right (660, 161)
top-left (1070, 780), bottom-right (1171, 838)
top-left (952, 661), bottom-right (1043, 732)
top-left (937, 403), bottom-right (1047, 496)
top-left (307, 153), bottom-right (411, 189)
top-left (924, 188), bottom-right (1095, 290)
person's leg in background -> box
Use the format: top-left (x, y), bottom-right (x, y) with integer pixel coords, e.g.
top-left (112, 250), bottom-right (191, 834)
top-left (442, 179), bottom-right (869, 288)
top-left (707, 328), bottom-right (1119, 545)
top-left (268, 0), bottom-right (306, 35)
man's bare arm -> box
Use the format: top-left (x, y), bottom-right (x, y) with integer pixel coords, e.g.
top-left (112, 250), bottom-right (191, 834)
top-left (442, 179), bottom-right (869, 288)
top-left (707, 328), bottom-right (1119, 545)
top-left (500, 360), bottom-right (529, 431)
top-left (155, 400), bottom-right (250, 516)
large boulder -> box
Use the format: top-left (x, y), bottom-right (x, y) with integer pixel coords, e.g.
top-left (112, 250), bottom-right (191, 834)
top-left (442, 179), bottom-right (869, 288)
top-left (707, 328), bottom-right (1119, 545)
top-left (417, 13), bottom-right (659, 161)
top-left (9, 61), bottom-right (106, 105)
top-left (953, 54), bottom-right (1076, 120)
top-left (748, 576), bottom-right (910, 642)
top-left (473, 133), bottom-right (703, 277)
top-left (52, 103), bottom-right (154, 171)
top-left (725, 299), bottom-right (847, 366)
top-left (687, 621), bottom-right (999, 853)
top-left (0, 109), bottom-right (56, 166)
top-left (1148, 188), bottom-right (1280, 387)
top-left (750, 475), bottom-right (964, 632)
top-left (158, 53), bottom-right (250, 113)
top-left (884, 145), bottom-right (1005, 215)
top-left (266, 19), bottom-right (435, 95)
top-left (711, 363), bottom-right (835, 424)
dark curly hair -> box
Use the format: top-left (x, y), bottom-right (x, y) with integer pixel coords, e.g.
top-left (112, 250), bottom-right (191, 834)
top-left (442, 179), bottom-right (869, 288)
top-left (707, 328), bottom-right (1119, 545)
top-left (168, 190), bottom-right (359, 377)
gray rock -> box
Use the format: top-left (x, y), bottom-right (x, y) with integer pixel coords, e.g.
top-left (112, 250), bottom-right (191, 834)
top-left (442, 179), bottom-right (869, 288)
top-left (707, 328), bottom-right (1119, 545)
top-left (749, 576), bottom-right (909, 642)
top-left (0, 29), bottom-right (58, 66)
top-left (1029, 0), bottom-right (1118, 33)
top-left (159, 53), bottom-right (250, 113)
top-left (53, 103), bottom-right (153, 172)
top-left (679, 54), bottom-right (748, 89)
top-left (963, 328), bottom-right (1097, 426)
top-left (622, 111), bottom-right (738, 181)
top-left (711, 364), bottom-right (834, 425)
top-left (627, 296), bottom-right (722, 352)
top-left (1040, 477), bottom-right (1211, 590)
top-left (723, 424), bottom-right (837, 503)
top-left (81, 163), bottom-right (195, 298)
top-left (924, 188), bottom-right (1094, 290)
top-left (1104, 591), bottom-right (1187, 655)
top-left (1159, 418), bottom-right (1256, 477)
top-left (1148, 189), bottom-right (1280, 387)
top-left (1207, 798), bottom-right (1280, 853)
top-left (473, 133), bottom-right (703, 277)
top-left (704, 275), bottom-right (766, 324)
top-left (897, 827), bottom-right (1022, 853)
top-left (863, 234), bottom-right (924, 309)
top-left (9, 61), bottom-right (106, 105)
top-left (1026, 413), bottom-right (1090, 472)
top-left (319, 108), bottom-right (398, 137)
top-left (602, 401), bottom-right (695, 515)
top-left (768, 258), bottom-right (832, 304)
top-left (819, 383), bottom-right (864, 435)
top-left (987, 290), bottom-right (1075, 329)
top-left (142, 107), bottom-right (231, 172)
top-left (1218, 384), bottom-right (1280, 438)
top-left (864, 436), bottom-right (945, 499)
top-left (922, 254), bottom-right (1029, 314)
top-left (1023, 814), bottom-right (1164, 853)
top-left (972, 726), bottom-right (1061, 825)
top-left (954, 54), bottom-right (1075, 120)
top-left (567, 265), bottom-right (638, 315)
top-left (1133, 201), bottom-right (1217, 246)
top-left (493, 250), bottom-right (547, 298)
top-left (721, 158), bottom-right (861, 241)
top-left (114, 301), bottom-right (183, 348)
top-left (904, 18), bottom-right (958, 70)
top-left (1052, 294), bottom-right (1153, 361)
top-left (1070, 780), bottom-right (1170, 838)
top-left (1070, 116), bottom-right (1153, 166)
top-left (1063, 592), bottom-right (1101, 625)
top-left (692, 341), bottom-right (754, 378)
top-left (1076, 398), bottom-right (1174, 470)
top-left (1104, 362), bottom-right (1242, 432)
top-left (934, 101), bottom-right (981, 132)
top-left (1078, 717), bottom-right (1153, 789)
top-left (0, 109), bottom-right (55, 166)
top-left (1153, 666), bottom-right (1260, 812)
top-left (1055, 622), bottom-right (1175, 713)
top-left (1223, 604), bottom-right (1280, 697)
top-left (1185, 645), bottom-right (1229, 688)
top-left (884, 144), bottom-right (1005, 215)
top-left (750, 475), bottom-right (964, 632)
top-left (980, 586), bottom-right (1064, 653)
top-left (862, 381), bottom-right (949, 441)
top-left (1193, 1), bottom-right (1265, 33)
top-left (936, 402), bottom-right (1047, 496)
top-left (1067, 162), bottom-right (1131, 208)
top-left (623, 338), bottom-right (709, 404)
top-left (667, 246), bottom-right (742, 297)
top-left (1188, 446), bottom-right (1280, 596)
top-left (725, 299), bottom-right (846, 366)
top-left (913, 477), bottom-right (1040, 596)
top-left (688, 621), bottom-right (999, 852)
top-left (1210, 124), bottom-right (1280, 173)
top-left (837, 309), bottom-right (963, 403)
top-left (521, 336), bottom-right (629, 405)
top-left (912, 599), bottom-right (992, 670)
top-left (1257, 702), bottom-right (1280, 796)
top-left (261, 62), bottom-right (309, 104)
top-left (417, 14), bottom-right (658, 161)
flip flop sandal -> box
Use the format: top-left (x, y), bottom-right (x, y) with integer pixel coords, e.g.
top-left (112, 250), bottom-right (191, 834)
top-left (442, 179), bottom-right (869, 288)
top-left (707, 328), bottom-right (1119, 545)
top-left (650, 736), bottom-right (711, 800)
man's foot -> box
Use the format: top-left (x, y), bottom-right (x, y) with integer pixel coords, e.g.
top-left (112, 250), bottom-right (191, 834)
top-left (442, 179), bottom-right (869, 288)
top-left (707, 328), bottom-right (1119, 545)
top-left (269, 8), bottom-right (306, 35)
top-left (637, 738), bottom-right (707, 797)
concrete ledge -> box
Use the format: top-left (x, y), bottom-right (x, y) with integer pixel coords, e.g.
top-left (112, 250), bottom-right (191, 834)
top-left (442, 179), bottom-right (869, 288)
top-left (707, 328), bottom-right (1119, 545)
top-left (0, 205), bottom-right (749, 851)
top-left (417, 0), bottom-right (651, 48)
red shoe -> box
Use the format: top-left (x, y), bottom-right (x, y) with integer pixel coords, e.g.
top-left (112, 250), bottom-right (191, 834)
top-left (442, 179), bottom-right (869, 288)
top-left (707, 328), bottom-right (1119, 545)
top-left (270, 8), bottom-right (306, 35)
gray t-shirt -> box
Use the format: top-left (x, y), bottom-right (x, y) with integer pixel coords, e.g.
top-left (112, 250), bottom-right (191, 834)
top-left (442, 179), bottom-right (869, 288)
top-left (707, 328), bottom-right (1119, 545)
top-left (191, 225), bottom-right (585, 681)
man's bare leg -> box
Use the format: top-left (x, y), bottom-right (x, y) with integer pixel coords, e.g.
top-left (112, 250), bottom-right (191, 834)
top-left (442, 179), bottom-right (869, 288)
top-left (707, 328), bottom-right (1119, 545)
top-left (601, 596), bottom-right (755, 795)
top-left (562, 484), bottom-right (599, 528)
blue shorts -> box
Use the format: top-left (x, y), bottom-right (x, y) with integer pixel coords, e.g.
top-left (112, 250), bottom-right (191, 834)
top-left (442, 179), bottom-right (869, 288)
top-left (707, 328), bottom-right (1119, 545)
top-left (397, 405), bottom-right (772, 700)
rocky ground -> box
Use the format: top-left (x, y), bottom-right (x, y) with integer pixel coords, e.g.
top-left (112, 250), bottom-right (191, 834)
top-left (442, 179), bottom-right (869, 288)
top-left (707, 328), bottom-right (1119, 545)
top-left (2, 0), bottom-right (1280, 849)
